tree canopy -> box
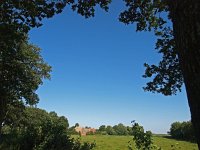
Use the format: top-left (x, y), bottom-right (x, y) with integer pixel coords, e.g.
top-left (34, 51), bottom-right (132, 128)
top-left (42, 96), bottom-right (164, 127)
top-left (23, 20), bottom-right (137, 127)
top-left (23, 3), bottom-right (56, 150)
top-left (0, 0), bottom-right (111, 33)
top-left (0, 0), bottom-right (111, 133)
top-left (118, 1), bottom-right (200, 148)
top-left (119, 0), bottom-right (183, 96)
top-left (0, 36), bottom-right (51, 132)
top-left (1, 107), bottom-right (95, 150)
top-left (169, 121), bottom-right (196, 142)
top-left (97, 124), bottom-right (132, 136)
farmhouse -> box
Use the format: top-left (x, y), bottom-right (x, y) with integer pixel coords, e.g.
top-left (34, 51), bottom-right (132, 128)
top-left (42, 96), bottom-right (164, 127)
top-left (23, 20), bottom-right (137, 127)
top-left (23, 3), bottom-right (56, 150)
top-left (75, 126), bottom-right (96, 136)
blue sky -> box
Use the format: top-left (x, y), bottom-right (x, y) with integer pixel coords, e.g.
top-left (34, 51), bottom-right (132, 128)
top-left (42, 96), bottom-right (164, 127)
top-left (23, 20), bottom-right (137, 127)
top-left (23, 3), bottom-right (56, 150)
top-left (29, 1), bottom-right (190, 133)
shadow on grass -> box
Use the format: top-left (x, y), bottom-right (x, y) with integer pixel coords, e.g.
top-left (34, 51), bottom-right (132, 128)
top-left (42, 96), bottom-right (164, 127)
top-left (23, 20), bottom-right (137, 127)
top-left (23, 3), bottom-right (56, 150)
top-left (154, 134), bottom-right (197, 144)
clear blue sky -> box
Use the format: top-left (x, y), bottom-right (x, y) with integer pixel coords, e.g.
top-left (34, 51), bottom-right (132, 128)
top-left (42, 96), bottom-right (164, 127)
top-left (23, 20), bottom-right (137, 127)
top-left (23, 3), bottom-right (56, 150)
top-left (29, 1), bottom-right (190, 134)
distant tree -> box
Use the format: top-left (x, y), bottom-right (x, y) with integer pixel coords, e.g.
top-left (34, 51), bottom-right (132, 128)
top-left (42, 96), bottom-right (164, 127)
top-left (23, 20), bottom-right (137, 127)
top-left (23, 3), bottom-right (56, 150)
top-left (99, 125), bottom-right (106, 132)
top-left (75, 123), bottom-right (80, 127)
top-left (169, 122), bottom-right (183, 139)
top-left (85, 126), bottom-right (90, 129)
top-left (113, 123), bottom-right (128, 136)
top-left (127, 126), bottom-right (133, 135)
top-left (106, 125), bottom-right (116, 135)
top-left (169, 121), bottom-right (196, 142)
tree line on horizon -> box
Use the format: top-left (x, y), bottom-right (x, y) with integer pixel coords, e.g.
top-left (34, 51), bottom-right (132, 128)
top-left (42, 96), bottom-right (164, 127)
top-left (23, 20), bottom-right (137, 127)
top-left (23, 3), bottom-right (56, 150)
top-left (69, 121), bottom-right (196, 143)
top-left (0, 105), bottom-right (196, 149)
top-left (96, 124), bottom-right (133, 136)
top-left (68, 123), bottom-right (134, 136)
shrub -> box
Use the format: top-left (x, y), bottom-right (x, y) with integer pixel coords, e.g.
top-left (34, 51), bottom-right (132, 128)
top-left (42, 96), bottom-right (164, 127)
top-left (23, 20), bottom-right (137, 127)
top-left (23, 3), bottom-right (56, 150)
top-left (129, 122), bottom-right (162, 150)
top-left (132, 123), bottom-right (153, 150)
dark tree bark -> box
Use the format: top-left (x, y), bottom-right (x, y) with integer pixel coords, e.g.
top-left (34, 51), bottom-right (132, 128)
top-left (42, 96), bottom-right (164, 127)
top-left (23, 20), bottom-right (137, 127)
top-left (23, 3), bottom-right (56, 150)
top-left (0, 96), bottom-right (5, 137)
top-left (0, 94), bottom-right (7, 137)
top-left (168, 0), bottom-right (200, 148)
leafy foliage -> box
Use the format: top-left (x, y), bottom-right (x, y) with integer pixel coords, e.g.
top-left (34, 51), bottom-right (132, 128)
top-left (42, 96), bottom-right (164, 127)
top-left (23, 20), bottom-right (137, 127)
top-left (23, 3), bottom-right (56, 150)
top-left (119, 0), bottom-right (183, 96)
top-left (1, 107), bottom-right (95, 150)
top-left (0, 0), bottom-right (111, 33)
top-left (119, 0), bottom-right (168, 31)
top-left (143, 27), bottom-right (183, 95)
top-left (97, 123), bottom-right (132, 136)
top-left (129, 122), bottom-right (162, 150)
top-left (113, 123), bottom-right (129, 136)
top-left (106, 125), bottom-right (116, 135)
top-left (0, 0), bottom-right (67, 32)
top-left (132, 122), bottom-right (153, 150)
top-left (3, 39), bottom-right (51, 104)
top-left (169, 121), bottom-right (196, 142)
top-left (118, 0), bottom-right (200, 147)
top-left (98, 125), bottom-right (106, 132)
top-left (0, 0), bottom-right (111, 134)
top-left (71, 0), bottom-right (111, 18)
top-left (0, 36), bottom-right (51, 131)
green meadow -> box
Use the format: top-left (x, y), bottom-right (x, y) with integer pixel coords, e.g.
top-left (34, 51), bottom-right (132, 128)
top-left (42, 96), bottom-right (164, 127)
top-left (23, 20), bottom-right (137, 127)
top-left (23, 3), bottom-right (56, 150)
top-left (74, 135), bottom-right (198, 150)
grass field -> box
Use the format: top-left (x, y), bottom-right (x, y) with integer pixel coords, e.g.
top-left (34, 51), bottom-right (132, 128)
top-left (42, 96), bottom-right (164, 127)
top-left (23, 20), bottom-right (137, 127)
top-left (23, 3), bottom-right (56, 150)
top-left (74, 135), bottom-right (198, 150)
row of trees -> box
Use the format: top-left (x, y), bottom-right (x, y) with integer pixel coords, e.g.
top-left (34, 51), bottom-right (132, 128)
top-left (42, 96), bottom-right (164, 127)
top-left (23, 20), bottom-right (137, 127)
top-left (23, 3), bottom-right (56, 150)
top-left (169, 121), bottom-right (196, 142)
top-left (97, 124), bottom-right (133, 136)
top-left (0, 107), bottom-right (95, 150)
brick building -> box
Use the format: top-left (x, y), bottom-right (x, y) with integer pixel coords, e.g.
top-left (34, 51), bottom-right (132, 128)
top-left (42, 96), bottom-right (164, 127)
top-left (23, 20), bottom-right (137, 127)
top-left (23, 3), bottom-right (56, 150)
top-left (75, 126), bottom-right (96, 136)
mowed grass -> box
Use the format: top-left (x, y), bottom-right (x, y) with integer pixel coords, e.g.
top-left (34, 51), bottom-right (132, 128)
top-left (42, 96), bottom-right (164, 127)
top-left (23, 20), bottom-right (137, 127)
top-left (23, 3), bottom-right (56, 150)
top-left (73, 135), bottom-right (198, 150)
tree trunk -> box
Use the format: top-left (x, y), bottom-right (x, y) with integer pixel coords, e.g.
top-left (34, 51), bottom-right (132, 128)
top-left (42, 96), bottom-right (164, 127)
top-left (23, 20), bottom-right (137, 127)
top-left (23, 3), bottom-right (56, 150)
top-left (168, 0), bottom-right (200, 148)
top-left (0, 99), bottom-right (4, 138)
top-left (0, 94), bottom-right (8, 138)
